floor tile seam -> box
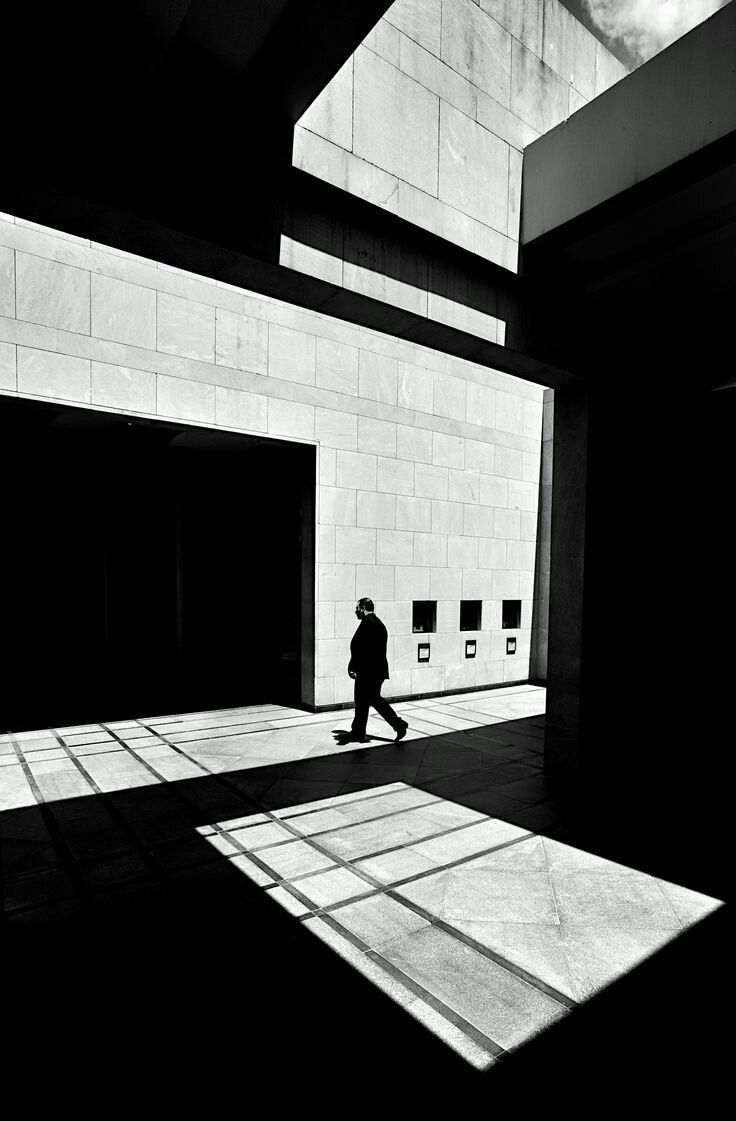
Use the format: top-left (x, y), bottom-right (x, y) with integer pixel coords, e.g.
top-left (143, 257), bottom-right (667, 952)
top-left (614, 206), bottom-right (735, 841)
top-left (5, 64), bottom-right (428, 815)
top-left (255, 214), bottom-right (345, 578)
top-left (285, 858), bottom-right (456, 913)
top-left (367, 948), bottom-right (507, 1061)
top-left (419, 764), bottom-right (520, 793)
top-left (650, 878), bottom-right (688, 931)
top-left (51, 739), bottom-right (164, 786)
top-left (466, 730), bottom-right (539, 748)
top-left (466, 717), bottom-right (539, 735)
top-left (253, 824), bottom-right (536, 895)
top-left (3, 732), bottom-right (98, 914)
top-left (99, 724), bottom-right (174, 786)
top-left (239, 815), bottom-right (393, 893)
top-left (150, 708), bottom-right (334, 731)
top-left (140, 706), bottom-right (294, 725)
top-left (377, 832), bottom-right (537, 893)
top-left (153, 711), bottom-right (294, 727)
top-left (459, 708), bottom-right (546, 723)
top-left (236, 795), bottom-right (451, 851)
top-left (502, 737), bottom-right (545, 749)
top-left (100, 726), bottom-right (269, 848)
top-left (50, 731), bottom-right (184, 896)
top-left (271, 784), bottom-right (425, 820)
top-left (545, 852), bottom-right (564, 929)
top-left (267, 712), bottom-right (362, 729)
top-left (302, 884), bottom-right (383, 913)
top-left (51, 732), bottom-right (105, 795)
top-left (468, 739), bottom-right (545, 757)
top-left (137, 723), bottom-right (229, 780)
top-left (435, 708), bottom-right (515, 726)
top-left (477, 726), bottom-right (544, 744)
top-left (12, 744), bottom-right (72, 757)
top-left (402, 715), bottom-right (473, 736)
top-left (267, 880), bottom-right (321, 914)
top-left (102, 722), bottom-right (212, 782)
top-left (385, 890), bottom-right (577, 1011)
top-left (396, 704), bottom-right (486, 722)
top-left (312, 911), bottom-right (505, 1059)
top-left (267, 810), bottom-right (526, 870)
top-left (56, 736), bottom-right (117, 748)
top-left (6, 731), bottom-right (46, 807)
top-left (150, 717), bottom-right (287, 734)
top-left (137, 724), bottom-right (286, 822)
top-left (223, 845), bottom-right (284, 883)
top-left (416, 733), bottom-right (492, 755)
top-left (421, 706), bottom-right (503, 726)
top-left (52, 746), bottom-right (131, 760)
top-left (160, 725), bottom-right (284, 745)
top-left (272, 783), bottom-right (412, 819)
top-left (459, 759), bottom-right (543, 782)
top-left (114, 727), bottom-right (267, 808)
top-left (492, 728), bottom-right (546, 740)
top-left (10, 755), bottom-right (79, 770)
top-left (289, 872), bottom-right (407, 913)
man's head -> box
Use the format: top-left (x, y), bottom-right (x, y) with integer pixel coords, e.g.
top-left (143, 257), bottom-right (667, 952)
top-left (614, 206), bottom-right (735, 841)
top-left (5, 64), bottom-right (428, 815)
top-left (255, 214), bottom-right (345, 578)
top-left (355, 597), bottom-right (375, 619)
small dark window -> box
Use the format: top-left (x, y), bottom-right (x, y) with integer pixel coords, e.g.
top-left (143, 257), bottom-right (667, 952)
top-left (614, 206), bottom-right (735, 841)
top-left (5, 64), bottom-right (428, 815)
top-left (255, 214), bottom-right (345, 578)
top-left (417, 642), bottom-right (431, 663)
top-left (502, 600), bottom-right (521, 629)
top-left (413, 601), bottom-right (436, 633)
top-left (460, 600), bottom-right (482, 631)
top-left (506, 637), bottom-right (517, 655)
top-left (465, 639), bottom-right (476, 659)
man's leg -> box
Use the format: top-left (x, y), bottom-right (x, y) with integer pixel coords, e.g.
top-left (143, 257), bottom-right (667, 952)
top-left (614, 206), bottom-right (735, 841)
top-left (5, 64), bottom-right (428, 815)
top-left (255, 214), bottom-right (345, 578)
top-left (372, 680), bottom-right (404, 732)
top-left (350, 675), bottom-right (371, 739)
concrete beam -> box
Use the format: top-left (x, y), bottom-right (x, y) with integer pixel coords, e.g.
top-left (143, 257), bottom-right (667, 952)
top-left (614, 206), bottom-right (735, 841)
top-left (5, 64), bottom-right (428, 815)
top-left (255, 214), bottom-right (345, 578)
top-left (522, 0), bottom-right (736, 245)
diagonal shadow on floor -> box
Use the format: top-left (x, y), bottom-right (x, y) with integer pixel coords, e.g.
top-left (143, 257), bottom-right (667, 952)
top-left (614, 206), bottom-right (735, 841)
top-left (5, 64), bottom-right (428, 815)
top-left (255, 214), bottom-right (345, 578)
top-left (1, 715), bottom-right (730, 1107)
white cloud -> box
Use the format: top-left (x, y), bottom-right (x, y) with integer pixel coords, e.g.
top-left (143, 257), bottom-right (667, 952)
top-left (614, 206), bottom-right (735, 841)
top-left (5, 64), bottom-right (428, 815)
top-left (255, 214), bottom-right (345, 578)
top-left (583, 0), bottom-right (728, 62)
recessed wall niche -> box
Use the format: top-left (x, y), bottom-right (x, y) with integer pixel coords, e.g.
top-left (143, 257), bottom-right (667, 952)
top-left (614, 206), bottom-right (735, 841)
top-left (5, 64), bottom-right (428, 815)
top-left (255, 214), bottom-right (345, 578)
top-left (460, 600), bottom-right (482, 631)
top-left (502, 600), bottom-right (522, 629)
top-left (413, 601), bottom-right (437, 634)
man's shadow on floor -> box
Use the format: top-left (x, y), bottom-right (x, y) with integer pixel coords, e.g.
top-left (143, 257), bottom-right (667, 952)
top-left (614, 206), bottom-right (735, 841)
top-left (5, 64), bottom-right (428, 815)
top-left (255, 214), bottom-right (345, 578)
top-left (332, 729), bottom-right (396, 746)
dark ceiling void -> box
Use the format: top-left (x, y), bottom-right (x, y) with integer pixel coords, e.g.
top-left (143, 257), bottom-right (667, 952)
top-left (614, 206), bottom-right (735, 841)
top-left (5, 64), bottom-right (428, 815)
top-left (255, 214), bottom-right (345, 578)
top-left (0, 1), bottom-right (588, 386)
top-left (2, 1), bottom-right (394, 263)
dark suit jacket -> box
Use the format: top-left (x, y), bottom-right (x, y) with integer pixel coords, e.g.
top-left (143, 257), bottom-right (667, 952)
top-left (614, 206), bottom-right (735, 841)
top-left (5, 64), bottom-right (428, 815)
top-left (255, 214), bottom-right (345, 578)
top-left (348, 613), bottom-right (390, 680)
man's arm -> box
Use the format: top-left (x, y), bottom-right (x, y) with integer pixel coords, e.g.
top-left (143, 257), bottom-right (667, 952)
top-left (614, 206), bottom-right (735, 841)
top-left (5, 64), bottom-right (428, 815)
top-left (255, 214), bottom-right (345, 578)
top-left (348, 620), bottom-right (363, 678)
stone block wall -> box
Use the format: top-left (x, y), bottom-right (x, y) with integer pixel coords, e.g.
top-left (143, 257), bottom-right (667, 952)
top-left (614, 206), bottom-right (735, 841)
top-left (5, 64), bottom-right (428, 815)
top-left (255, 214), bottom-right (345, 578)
top-left (0, 213), bottom-right (543, 707)
top-left (294, 0), bottom-right (628, 270)
top-left (531, 387), bottom-right (553, 680)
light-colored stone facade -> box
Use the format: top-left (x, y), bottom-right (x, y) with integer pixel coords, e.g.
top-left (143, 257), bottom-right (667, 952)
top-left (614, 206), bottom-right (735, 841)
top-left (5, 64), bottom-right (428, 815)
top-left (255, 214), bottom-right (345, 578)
top-left (0, 213), bottom-right (542, 706)
top-left (294, 0), bottom-right (628, 270)
top-left (0, 3), bottom-right (626, 707)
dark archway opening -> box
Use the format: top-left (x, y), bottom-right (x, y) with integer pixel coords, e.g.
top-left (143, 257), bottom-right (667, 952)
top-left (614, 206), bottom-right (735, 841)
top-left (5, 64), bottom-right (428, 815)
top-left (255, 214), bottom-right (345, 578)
top-left (1, 398), bottom-right (315, 730)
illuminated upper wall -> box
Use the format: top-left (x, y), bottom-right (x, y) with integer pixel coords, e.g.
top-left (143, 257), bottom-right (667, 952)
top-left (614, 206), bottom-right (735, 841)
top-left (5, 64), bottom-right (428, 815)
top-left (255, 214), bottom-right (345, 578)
top-left (294, 0), bottom-right (628, 272)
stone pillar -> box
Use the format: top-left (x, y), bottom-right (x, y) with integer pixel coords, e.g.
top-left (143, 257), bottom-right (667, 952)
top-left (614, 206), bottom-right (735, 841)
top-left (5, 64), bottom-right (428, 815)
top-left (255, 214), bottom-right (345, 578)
top-left (544, 379), bottom-right (589, 774)
top-left (530, 388), bottom-right (554, 681)
top-left (544, 355), bottom-right (722, 799)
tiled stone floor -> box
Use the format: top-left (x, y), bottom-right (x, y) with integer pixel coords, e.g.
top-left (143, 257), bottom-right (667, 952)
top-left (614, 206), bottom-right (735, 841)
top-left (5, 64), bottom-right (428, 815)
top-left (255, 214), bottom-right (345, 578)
top-left (1, 685), bottom-right (729, 1100)
top-left (0, 687), bottom-right (547, 807)
top-left (200, 779), bottom-right (720, 1070)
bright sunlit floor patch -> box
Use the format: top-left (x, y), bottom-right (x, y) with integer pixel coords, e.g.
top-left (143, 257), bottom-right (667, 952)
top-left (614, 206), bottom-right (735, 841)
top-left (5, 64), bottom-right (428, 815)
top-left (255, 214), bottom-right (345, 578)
top-left (199, 782), bottom-right (724, 1070)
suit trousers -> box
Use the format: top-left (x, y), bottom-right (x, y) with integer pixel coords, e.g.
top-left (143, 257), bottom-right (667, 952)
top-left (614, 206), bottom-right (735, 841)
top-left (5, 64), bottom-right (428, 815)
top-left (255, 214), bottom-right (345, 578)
top-left (351, 675), bottom-right (401, 736)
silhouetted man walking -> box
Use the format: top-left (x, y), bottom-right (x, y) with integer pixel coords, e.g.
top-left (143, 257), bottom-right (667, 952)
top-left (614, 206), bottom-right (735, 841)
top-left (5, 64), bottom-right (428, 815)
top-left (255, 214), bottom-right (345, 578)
top-left (348, 598), bottom-right (408, 743)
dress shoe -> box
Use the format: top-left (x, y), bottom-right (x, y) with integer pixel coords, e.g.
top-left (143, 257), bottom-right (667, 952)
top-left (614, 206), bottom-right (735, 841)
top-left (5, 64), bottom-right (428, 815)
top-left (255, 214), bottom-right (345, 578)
top-left (395, 719), bottom-right (409, 742)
